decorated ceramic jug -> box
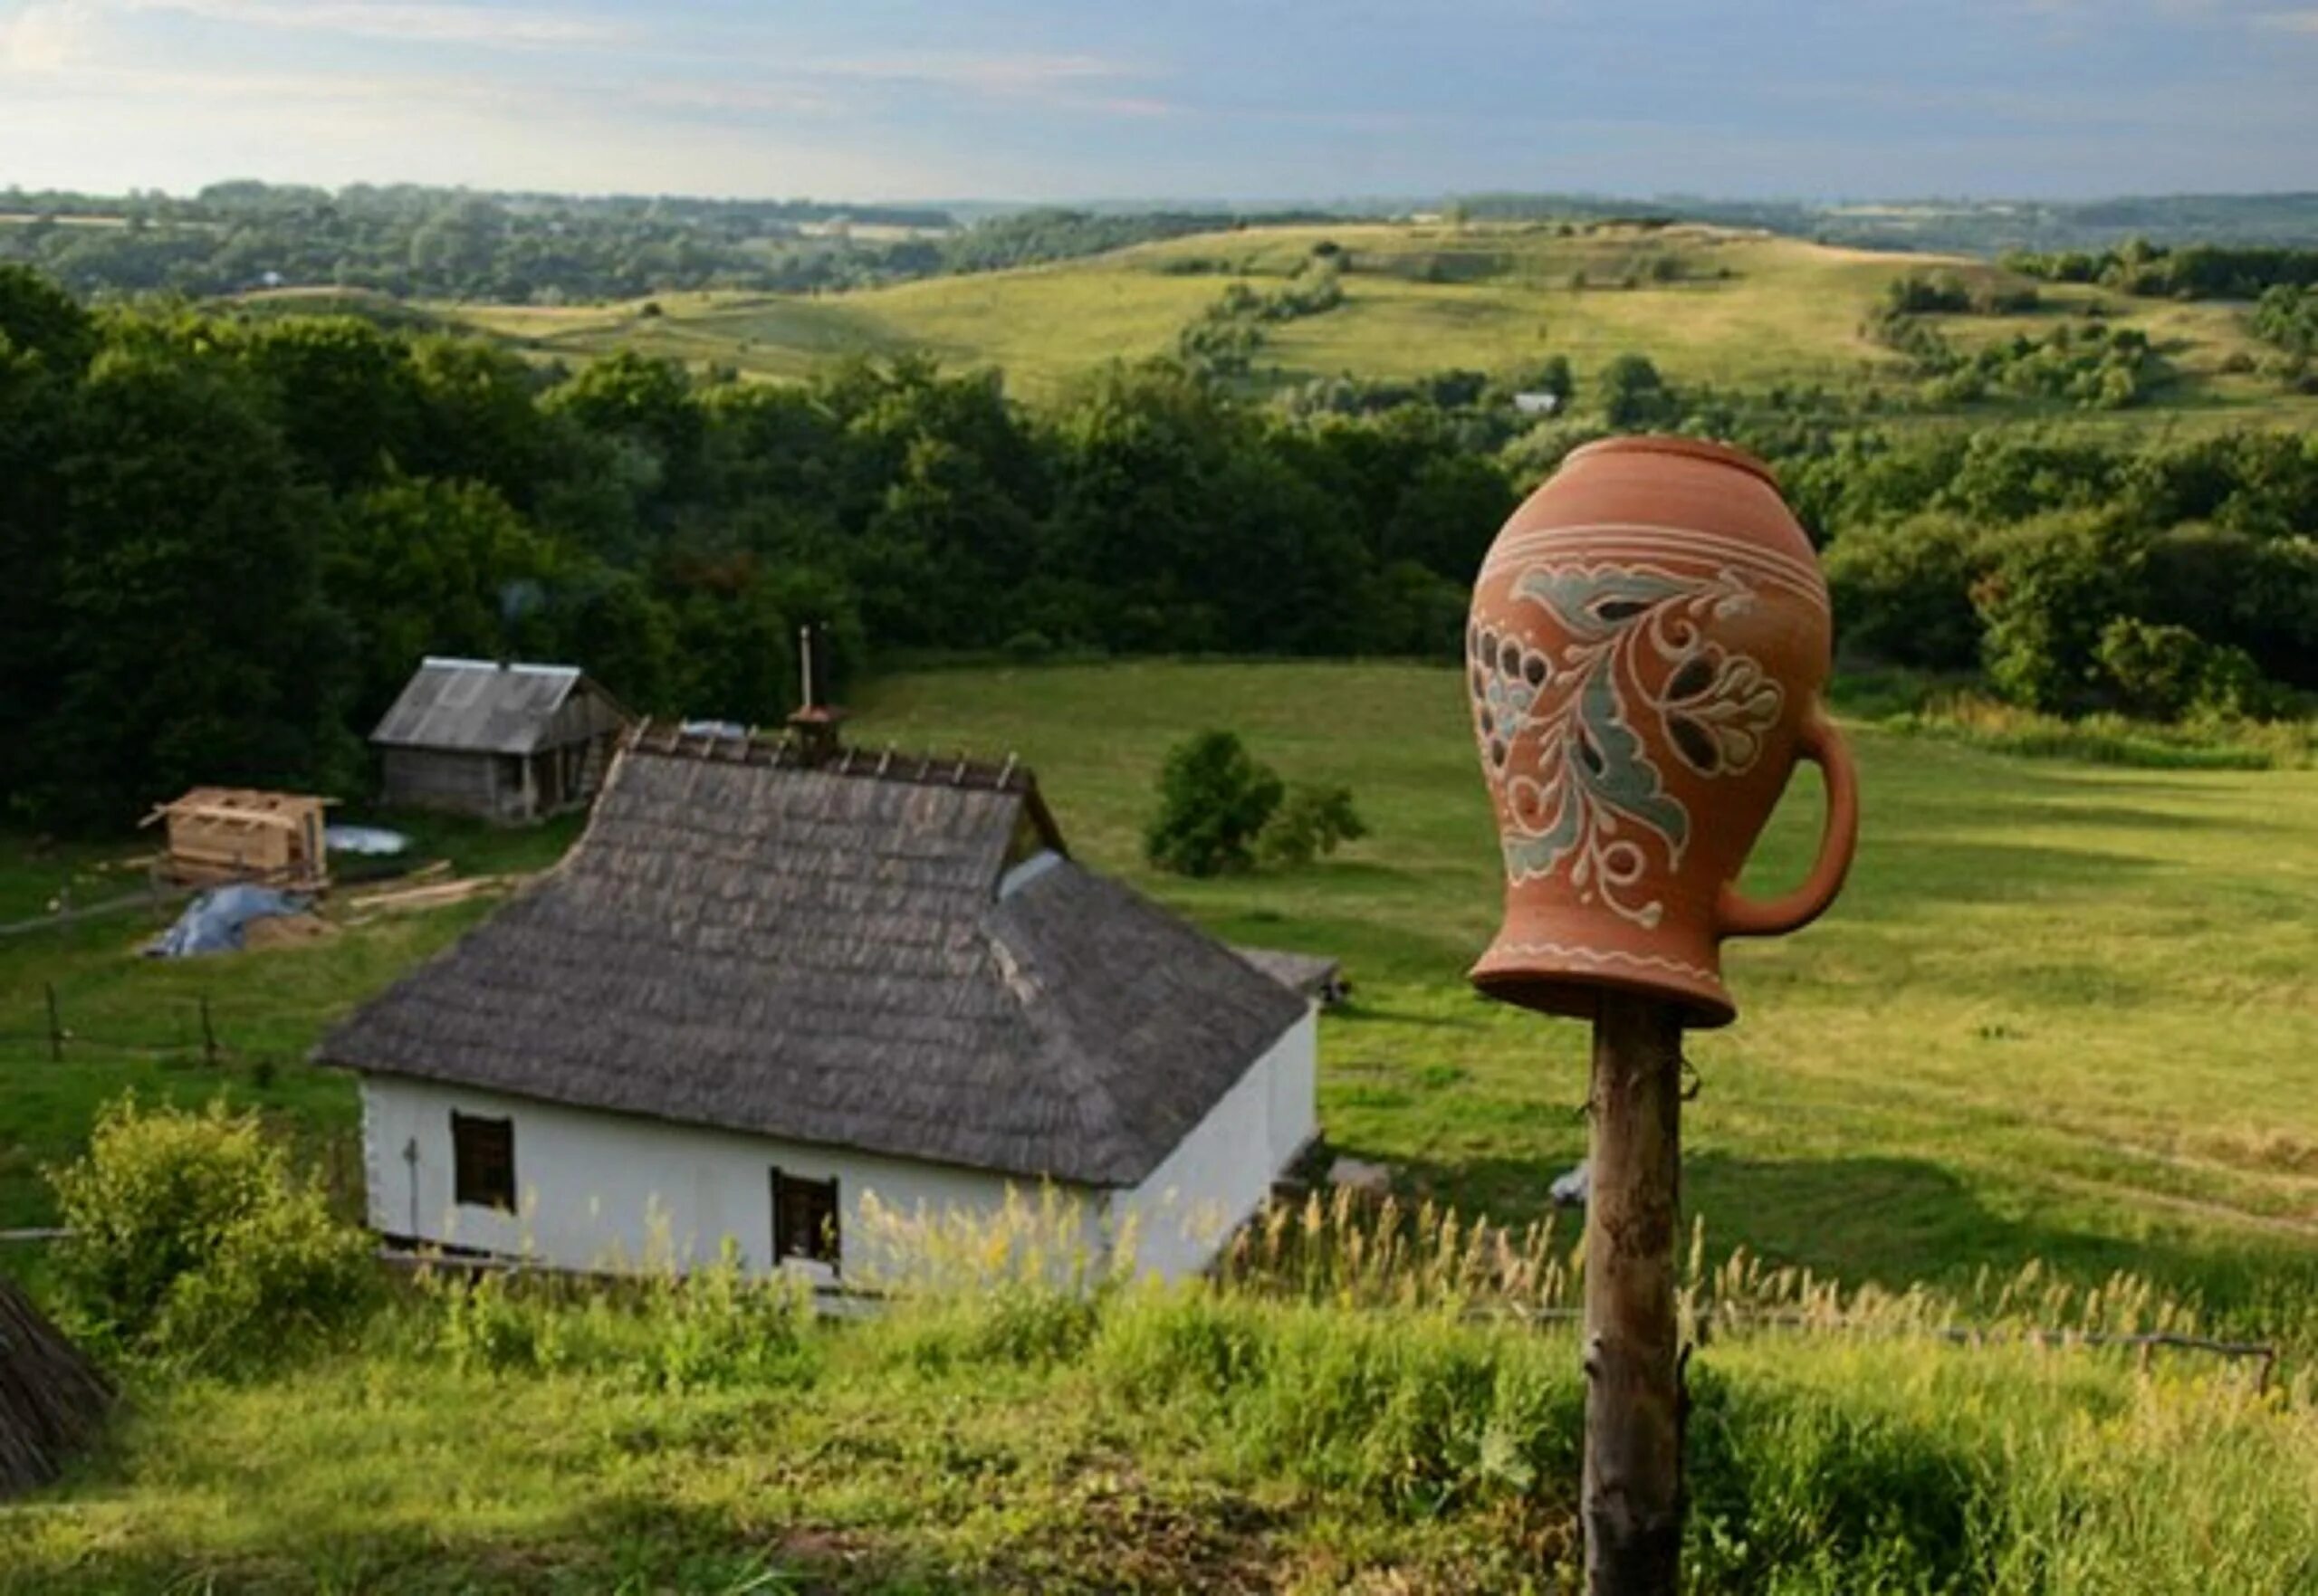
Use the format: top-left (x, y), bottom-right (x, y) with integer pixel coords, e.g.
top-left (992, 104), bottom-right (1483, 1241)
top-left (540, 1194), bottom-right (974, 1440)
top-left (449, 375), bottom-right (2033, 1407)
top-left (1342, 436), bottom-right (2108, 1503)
top-left (1466, 435), bottom-right (1857, 1027)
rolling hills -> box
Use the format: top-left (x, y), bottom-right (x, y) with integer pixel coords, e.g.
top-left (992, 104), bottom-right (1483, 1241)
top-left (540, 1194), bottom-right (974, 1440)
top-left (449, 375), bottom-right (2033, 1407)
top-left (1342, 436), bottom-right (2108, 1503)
top-left (424, 219), bottom-right (2318, 429)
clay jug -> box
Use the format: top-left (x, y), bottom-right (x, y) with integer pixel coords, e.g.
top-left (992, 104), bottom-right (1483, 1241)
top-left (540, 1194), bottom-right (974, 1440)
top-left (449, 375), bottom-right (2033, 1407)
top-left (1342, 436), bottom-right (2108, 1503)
top-left (1465, 435), bottom-right (1857, 1027)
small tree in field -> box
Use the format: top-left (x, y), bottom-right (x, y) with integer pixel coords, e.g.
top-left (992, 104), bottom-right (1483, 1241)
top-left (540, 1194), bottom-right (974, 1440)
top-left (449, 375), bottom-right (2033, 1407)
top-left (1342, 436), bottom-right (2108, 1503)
top-left (1260, 783), bottom-right (1367, 868)
top-left (1145, 731), bottom-right (1283, 877)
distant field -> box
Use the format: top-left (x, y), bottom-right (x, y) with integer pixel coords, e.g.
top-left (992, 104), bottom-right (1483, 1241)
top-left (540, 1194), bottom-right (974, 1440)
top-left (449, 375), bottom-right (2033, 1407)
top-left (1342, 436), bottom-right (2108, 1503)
top-left (5, 663), bottom-right (2313, 1337)
top-left (429, 220), bottom-right (2318, 430)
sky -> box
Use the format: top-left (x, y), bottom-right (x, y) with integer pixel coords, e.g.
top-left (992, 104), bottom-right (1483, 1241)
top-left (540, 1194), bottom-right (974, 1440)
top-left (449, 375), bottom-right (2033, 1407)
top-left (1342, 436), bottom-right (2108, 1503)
top-left (0, 0), bottom-right (2313, 204)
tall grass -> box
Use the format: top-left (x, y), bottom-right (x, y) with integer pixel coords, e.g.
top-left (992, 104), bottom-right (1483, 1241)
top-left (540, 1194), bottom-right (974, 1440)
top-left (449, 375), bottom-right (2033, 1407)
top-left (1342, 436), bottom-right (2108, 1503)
top-left (1882, 689), bottom-right (2316, 769)
top-left (9, 1191), bottom-right (2315, 1592)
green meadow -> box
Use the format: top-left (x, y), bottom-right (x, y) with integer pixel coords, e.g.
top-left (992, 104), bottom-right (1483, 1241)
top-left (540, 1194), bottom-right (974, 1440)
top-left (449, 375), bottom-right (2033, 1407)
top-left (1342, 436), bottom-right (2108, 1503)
top-left (856, 663), bottom-right (2318, 1333)
top-left (5, 662), bottom-right (2314, 1328)
top-left (6, 660), bottom-right (2318, 1591)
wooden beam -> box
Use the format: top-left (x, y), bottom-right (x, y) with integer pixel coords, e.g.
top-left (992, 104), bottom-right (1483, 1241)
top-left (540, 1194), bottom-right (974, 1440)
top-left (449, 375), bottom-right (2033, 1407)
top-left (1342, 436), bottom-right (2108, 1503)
top-left (1583, 991), bottom-right (1686, 1593)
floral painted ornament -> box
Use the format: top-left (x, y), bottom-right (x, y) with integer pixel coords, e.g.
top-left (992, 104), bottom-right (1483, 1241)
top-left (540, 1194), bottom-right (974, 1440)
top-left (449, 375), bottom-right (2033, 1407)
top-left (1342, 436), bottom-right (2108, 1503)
top-left (1466, 436), bottom-right (1858, 1027)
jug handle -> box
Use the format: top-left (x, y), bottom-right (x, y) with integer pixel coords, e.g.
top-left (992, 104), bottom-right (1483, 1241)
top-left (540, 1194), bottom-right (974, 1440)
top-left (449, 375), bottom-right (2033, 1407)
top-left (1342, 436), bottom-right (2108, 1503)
top-left (1716, 704), bottom-right (1858, 940)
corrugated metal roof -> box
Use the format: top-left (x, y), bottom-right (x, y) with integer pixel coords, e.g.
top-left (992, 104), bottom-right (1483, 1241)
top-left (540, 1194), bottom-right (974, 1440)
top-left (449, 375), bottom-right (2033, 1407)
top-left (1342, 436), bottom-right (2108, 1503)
top-left (369, 658), bottom-right (595, 756)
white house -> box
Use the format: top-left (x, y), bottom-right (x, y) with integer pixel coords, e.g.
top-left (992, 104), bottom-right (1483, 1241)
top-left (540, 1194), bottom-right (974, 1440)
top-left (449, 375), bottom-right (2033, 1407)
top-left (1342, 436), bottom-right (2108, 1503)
top-left (319, 722), bottom-right (1323, 1286)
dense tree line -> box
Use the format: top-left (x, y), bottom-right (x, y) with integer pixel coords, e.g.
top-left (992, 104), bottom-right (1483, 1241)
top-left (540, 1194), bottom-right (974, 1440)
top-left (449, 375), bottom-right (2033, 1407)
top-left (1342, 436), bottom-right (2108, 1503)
top-left (0, 263), bottom-right (1509, 829)
top-left (1453, 193), bottom-right (2318, 256)
top-left (4, 258), bottom-right (2311, 831)
top-left (2001, 240), bottom-right (2318, 301)
top-left (0, 185), bottom-right (1348, 306)
top-left (1807, 430), bottom-right (2318, 714)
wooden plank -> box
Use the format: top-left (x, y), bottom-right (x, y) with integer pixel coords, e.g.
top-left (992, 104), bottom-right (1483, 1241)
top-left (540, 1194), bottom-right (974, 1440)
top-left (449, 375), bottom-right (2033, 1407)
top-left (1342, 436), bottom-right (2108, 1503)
top-left (348, 875), bottom-right (513, 912)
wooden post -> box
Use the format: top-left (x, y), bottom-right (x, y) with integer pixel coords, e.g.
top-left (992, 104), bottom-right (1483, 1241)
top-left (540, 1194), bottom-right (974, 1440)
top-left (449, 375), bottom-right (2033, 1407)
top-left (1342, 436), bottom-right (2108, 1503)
top-left (45, 983), bottom-right (63, 1062)
top-left (199, 995), bottom-right (219, 1066)
top-left (1584, 991), bottom-right (1686, 1593)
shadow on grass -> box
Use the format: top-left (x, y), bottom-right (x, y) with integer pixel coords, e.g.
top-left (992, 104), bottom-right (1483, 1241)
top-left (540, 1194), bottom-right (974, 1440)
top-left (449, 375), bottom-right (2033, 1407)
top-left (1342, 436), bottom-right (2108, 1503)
top-left (1822, 836), bottom-right (2164, 919)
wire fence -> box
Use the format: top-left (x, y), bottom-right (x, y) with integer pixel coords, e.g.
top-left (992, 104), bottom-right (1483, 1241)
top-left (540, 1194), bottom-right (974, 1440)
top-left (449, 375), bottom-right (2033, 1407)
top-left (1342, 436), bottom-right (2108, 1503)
top-left (0, 982), bottom-right (227, 1066)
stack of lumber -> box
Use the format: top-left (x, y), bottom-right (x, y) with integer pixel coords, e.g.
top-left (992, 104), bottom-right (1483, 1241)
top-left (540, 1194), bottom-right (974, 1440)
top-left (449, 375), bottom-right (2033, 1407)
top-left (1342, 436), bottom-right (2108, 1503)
top-left (0, 1276), bottom-right (113, 1499)
top-left (347, 871), bottom-right (513, 914)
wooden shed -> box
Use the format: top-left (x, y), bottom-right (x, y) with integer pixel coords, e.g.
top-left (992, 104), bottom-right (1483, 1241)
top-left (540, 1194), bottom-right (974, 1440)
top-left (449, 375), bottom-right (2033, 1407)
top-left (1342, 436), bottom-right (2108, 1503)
top-left (370, 658), bottom-right (628, 824)
top-left (141, 788), bottom-right (332, 891)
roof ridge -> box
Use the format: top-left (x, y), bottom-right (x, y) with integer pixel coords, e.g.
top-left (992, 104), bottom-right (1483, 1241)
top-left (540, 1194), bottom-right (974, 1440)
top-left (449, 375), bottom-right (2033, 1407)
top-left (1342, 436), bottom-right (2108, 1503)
top-left (420, 656), bottom-right (582, 677)
top-left (625, 719), bottom-right (1039, 796)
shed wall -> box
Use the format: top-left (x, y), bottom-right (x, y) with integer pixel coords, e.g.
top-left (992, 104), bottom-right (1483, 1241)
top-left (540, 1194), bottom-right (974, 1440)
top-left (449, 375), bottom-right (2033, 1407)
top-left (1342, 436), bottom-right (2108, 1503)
top-left (380, 748), bottom-right (517, 821)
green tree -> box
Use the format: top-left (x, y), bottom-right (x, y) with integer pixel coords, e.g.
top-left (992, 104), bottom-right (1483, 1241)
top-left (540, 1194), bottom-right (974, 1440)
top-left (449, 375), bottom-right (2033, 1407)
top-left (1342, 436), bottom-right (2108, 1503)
top-left (1259, 783), bottom-right (1367, 867)
top-left (0, 261), bottom-right (97, 370)
top-left (1596, 352), bottom-right (1675, 428)
top-left (327, 475), bottom-right (564, 720)
top-left (1972, 511), bottom-right (2143, 714)
top-left (43, 345), bottom-right (354, 827)
top-left (1145, 731), bottom-right (1284, 877)
top-left (239, 316), bottom-right (417, 492)
top-left (1824, 512), bottom-right (1987, 671)
top-left (0, 341), bottom-right (74, 812)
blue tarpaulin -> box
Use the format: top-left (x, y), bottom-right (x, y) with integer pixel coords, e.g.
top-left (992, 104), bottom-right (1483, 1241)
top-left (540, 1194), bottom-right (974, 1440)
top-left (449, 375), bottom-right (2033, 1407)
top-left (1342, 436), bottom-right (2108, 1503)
top-left (147, 886), bottom-right (312, 958)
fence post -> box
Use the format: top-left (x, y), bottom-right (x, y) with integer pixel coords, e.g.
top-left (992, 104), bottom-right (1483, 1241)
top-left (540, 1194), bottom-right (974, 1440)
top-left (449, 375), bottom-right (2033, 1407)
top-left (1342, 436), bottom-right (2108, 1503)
top-left (199, 995), bottom-right (219, 1066)
top-left (45, 983), bottom-right (63, 1062)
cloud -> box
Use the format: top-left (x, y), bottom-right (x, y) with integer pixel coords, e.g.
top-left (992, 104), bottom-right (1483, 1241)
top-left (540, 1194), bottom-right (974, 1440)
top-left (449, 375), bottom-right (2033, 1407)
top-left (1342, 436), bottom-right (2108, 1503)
top-left (627, 79), bottom-right (847, 119)
top-left (2251, 6), bottom-right (2318, 27)
top-left (17, 0), bottom-right (628, 58)
top-left (809, 49), bottom-right (1176, 114)
top-left (0, 0), bottom-right (102, 72)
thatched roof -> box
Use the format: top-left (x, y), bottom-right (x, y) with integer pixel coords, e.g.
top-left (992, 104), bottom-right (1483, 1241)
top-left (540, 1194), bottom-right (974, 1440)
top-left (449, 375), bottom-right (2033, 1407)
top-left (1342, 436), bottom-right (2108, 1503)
top-left (1232, 946), bottom-right (1347, 1006)
top-left (370, 657), bottom-right (627, 756)
top-left (318, 727), bottom-right (1307, 1187)
top-left (0, 1276), bottom-right (113, 1500)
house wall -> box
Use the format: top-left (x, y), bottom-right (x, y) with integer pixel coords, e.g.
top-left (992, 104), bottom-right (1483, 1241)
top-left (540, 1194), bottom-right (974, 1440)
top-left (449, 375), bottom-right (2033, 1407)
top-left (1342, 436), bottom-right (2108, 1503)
top-left (358, 1006), bottom-right (1319, 1288)
top-left (359, 1075), bottom-right (1099, 1285)
top-left (1106, 1007), bottom-right (1318, 1281)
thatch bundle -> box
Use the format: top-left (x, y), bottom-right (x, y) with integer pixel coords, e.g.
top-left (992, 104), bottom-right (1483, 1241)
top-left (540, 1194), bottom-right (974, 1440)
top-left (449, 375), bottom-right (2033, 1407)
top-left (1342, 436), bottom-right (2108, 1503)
top-left (0, 1275), bottom-right (113, 1498)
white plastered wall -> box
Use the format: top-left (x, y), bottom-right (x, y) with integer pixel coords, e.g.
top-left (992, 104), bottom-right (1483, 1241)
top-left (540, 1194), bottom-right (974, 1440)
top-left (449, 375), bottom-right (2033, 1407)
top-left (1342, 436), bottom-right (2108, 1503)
top-left (1106, 1006), bottom-right (1318, 1280)
top-left (359, 1075), bottom-right (1082, 1285)
top-left (359, 1004), bottom-right (1318, 1287)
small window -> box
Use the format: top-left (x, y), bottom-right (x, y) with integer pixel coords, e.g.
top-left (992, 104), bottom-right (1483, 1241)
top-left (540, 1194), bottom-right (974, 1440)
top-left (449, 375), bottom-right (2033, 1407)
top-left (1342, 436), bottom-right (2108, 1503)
top-left (772, 1170), bottom-right (839, 1267)
top-left (452, 1113), bottom-right (515, 1212)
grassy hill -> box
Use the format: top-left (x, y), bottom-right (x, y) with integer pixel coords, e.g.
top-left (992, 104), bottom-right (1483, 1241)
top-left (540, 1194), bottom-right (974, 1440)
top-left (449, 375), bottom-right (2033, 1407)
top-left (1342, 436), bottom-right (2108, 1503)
top-left (433, 220), bottom-right (2318, 429)
top-left (5, 662), bottom-right (2313, 1331)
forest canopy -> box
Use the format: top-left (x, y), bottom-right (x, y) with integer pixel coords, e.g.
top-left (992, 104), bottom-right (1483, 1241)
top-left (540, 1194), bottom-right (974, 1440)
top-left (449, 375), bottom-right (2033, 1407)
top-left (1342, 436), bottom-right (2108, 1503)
top-left (1, 260), bottom-right (2313, 832)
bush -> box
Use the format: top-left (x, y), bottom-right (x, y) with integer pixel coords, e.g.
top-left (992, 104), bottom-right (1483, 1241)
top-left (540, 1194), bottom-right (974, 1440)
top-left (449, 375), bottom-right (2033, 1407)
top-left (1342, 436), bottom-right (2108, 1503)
top-left (1971, 511), bottom-right (2145, 714)
top-left (1824, 512), bottom-right (1987, 671)
top-left (1259, 782), bottom-right (1366, 867)
top-left (1596, 352), bottom-right (1675, 428)
top-left (1001, 627), bottom-right (1054, 663)
top-left (1145, 731), bottom-right (1284, 876)
top-left (48, 1096), bottom-right (374, 1368)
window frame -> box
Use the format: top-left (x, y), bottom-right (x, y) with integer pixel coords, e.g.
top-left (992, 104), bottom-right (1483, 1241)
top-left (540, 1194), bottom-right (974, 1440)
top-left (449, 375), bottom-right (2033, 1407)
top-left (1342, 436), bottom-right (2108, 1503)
top-left (771, 1168), bottom-right (840, 1269)
top-left (450, 1111), bottom-right (516, 1213)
